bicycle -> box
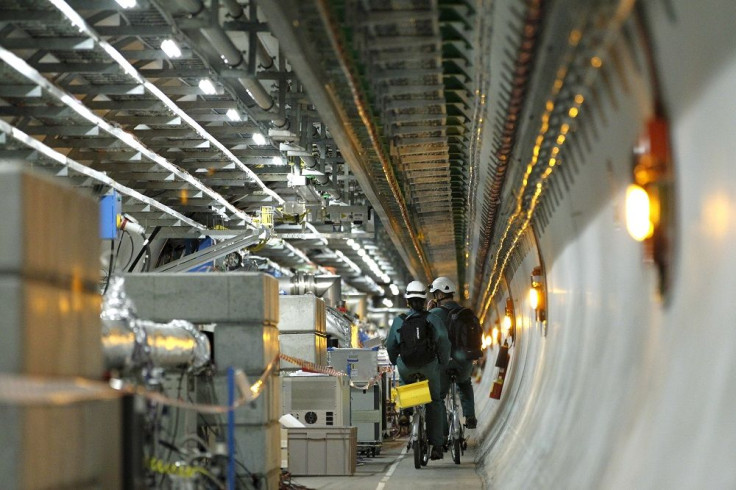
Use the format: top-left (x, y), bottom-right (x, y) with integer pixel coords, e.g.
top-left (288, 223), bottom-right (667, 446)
top-left (445, 369), bottom-right (467, 464)
top-left (402, 373), bottom-right (430, 469)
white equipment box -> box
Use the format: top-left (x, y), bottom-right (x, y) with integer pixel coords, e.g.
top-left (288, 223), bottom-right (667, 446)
top-left (282, 375), bottom-right (350, 427)
top-left (328, 348), bottom-right (379, 382)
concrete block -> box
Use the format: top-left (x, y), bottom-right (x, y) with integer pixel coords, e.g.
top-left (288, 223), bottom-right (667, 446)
top-left (207, 373), bottom-right (280, 425)
top-left (278, 295), bottom-right (326, 333)
top-left (262, 468), bottom-right (280, 490)
top-left (0, 277), bottom-right (22, 373)
top-left (123, 272), bottom-right (278, 325)
top-left (280, 332), bottom-right (327, 370)
top-left (0, 161), bottom-right (99, 285)
top-left (224, 421), bottom-right (281, 480)
top-left (0, 406), bottom-right (22, 490)
top-left (213, 324), bottom-right (280, 374)
top-left (17, 400), bottom-right (121, 489)
top-left (0, 276), bottom-right (103, 377)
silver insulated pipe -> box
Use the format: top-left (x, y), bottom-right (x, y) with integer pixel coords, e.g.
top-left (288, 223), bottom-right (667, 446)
top-left (101, 277), bottom-right (210, 371)
top-left (278, 272), bottom-right (341, 307)
top-left (326, 306), bottom-right (352, 347)
top-left (173, 0), bottom-right (286, 127)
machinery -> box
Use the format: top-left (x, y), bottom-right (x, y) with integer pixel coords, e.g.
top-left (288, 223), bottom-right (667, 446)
top-left (281, 375), bottom-right (350, 428)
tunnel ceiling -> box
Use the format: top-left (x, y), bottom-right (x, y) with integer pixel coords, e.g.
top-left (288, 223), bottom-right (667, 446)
top-left (0, 0), bottom-right (415, 296)
top-left (0, 0), bottom-right (553, 304)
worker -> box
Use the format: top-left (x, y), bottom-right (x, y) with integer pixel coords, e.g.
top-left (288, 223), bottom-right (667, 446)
top-left (429, 277), bottom-right (478, 432)
top-left (386, 280), bottom-right (451, 460)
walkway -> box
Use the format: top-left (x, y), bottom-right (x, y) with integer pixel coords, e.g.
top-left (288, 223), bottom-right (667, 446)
top-left (283, 437), bottom-right (483, 490)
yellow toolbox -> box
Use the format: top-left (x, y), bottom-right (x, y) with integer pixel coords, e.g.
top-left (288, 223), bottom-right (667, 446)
top-left (394, 379), bottom-right (431, 408)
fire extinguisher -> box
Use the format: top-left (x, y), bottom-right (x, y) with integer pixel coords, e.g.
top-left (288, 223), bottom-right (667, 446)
top-left (490, 375), bottom-right (504, 399)
top-left (490, 340), bottom-right (511, 399)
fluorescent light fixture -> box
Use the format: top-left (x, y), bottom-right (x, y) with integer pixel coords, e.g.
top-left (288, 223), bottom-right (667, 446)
top-left (252, 132), bottom-right (266, 145)
top-left (382, 298), bottom-right (394, 308)
top-left (0, 45), bottom-right (253, 225)
top-left (226, 109), bottom-right (240, 121)
top-left (0, 119), bottom-right (204, 230)
top-left (115, 0), bottom-right (137, 8)
top-left (43, 1), bottom-right (285, 206)
top-left (160, 39), bottom-right (181, 58)
top-left (199, 79), bottom-right (217, 95)
top-left (389, 284), bottom-right (399, 296)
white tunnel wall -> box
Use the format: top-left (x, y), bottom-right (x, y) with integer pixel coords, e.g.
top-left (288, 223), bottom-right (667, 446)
top-left (474, 0), bottom-right (736, 488)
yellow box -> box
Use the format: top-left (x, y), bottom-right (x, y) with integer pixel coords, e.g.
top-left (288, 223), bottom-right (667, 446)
top-left (394, 380), bottom-right (431, 408)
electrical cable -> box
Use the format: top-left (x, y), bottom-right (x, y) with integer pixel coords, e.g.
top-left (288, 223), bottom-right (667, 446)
top-left (128, 225), bottom-right (161, 272)
top-left (164, 372), bottom-right (186, 464)
top-left (102, 239), bottom-right (115, 295)
top-left (121, 229), bottom-right (135, 271)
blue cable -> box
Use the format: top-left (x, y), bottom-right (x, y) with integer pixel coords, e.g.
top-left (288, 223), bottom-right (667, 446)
top-left (227, 367), bottom-right (235, 490)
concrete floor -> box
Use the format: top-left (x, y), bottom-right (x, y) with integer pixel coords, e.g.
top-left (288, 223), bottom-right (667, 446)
top-left (284, 437), bottom-right (483, 490)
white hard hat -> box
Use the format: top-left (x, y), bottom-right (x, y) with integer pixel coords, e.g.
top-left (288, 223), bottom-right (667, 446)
top-left (429, 276), bottom-right (456, 294)
top-left (404, 280), bottom-right (427, 299)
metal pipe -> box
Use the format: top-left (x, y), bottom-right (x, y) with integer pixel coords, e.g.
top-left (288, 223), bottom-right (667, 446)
top-left (102, 277), bottom-right (211, 371)
top-left (326, 306), bottom-right (351, 347)
top-left (102, 318), bottom-right (211, 371)
top-left (173, 0), bottom-right (285, 125)
top-left (278, 272), bottom-right (340, 300)
top-left (222, 0), bottom-right (274, 69)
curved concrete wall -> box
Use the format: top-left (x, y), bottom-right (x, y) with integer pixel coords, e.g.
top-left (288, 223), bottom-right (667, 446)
top-left (474, 0), bottom-right (736, 487)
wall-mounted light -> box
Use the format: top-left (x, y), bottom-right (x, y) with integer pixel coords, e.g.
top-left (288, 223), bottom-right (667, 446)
top-left (529, 266), bottom-right (546, 324)
top-left (627, 117), bottom-right (675, 299)
top-left (625, 184), bottom-right (653, 241)
top-left (502, 297), bottom-right (515, 340)
top-left (481, 333), bottom-right (493, 351)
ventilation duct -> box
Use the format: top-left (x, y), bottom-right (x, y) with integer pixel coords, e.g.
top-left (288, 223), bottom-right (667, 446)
top-left (172, 0), bottom-right (286, 127)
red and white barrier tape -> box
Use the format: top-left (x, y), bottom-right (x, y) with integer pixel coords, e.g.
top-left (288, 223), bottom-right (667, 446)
top-left (1, 353), bottom-right (395, 410)
top-left (278, 352), bottom-right (393, 390)
top-left (0, 353), bottom-right (282, 414)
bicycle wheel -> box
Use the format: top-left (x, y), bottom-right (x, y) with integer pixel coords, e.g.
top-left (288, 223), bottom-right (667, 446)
top-left (452, 438), bottom-right (461, 464)
top-left (413, 439), bottom-right (421, 469)
top-left (420, 416), bottom-right (429, 466)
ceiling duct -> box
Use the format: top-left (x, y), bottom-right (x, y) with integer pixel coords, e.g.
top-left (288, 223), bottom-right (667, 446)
top-left (172, 0), bottom-right (286, 127)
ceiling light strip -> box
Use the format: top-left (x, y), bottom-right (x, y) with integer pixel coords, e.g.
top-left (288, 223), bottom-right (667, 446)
top-left (315, 0), bottom-right (432, 280)
top-left (47, 0), bottom-right (285, 206)
top-left (0, 119), bottom-right (205, 230)
top-left (304, 222), bottom-right (329, 246)
top-left (282, 240), bottom-right (314, 265)
top-left (0, 45), bottom-right (251, 225)
top-left (334, 250), bottom-right (361, 274)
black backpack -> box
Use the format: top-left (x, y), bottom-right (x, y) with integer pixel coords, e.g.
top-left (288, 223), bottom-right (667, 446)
top-left (398, 311), bottom-right (437, 367)
top-left (443, 306), bottom-right (483, 360)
